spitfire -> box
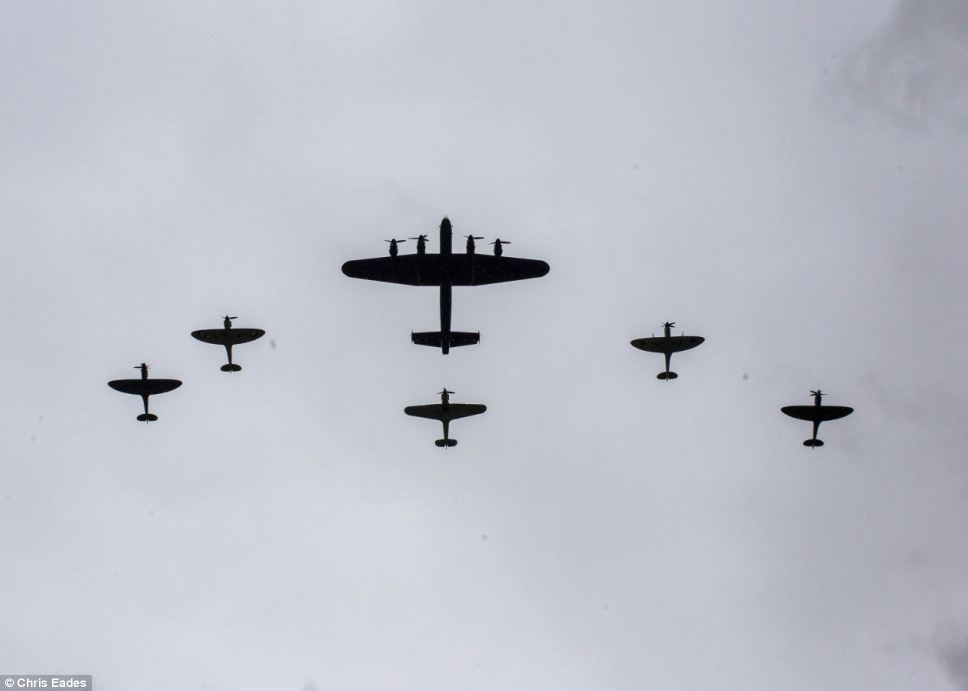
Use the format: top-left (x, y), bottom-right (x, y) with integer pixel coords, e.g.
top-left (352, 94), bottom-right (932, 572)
top-left (191, 315), bottom-right (266, 372)
top-left (631, 321), bottom-right (705, 380)
top-left (781, 390), bottom-right (854, 447)
top-left (107, 363), bottom-right (182, 422)
top-left (108, 314), bottom-right (265, 422)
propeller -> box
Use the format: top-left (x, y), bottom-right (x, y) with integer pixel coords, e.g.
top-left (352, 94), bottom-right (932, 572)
top-left (223, 315), bottom-right (238, 321)
top-left (439, 388), bottom-right (455, 395)
top-left (810, 389), bottom-right (826, 397)
top-left (663, 321), bottom-right (676, 329)
top-left (489, 238), bottom-right (510, 256)
top-left (409, 234), bottom-right (429, 242)
top-left (133, 363), bottom-right (150, 369)
top-left (464, 234), bottom-right (484, 253)
top-left (384, 238), bottom-right (407, 257)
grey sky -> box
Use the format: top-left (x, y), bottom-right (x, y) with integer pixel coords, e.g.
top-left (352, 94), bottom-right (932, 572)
top-left (832, 0), bottom-right (968, 131)
top-left (2, 1), bottom-right (968, 689)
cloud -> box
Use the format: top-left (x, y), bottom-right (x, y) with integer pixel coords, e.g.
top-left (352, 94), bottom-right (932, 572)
top-left (936, 626), bottom-right (968, 689)
top-left (831, 0), bottom-right (968, 131)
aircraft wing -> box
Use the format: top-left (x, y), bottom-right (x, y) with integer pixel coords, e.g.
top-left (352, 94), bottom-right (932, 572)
top-left (666, 335), bottom-right (704, 353)
top-left (108, 379), bottom-right (182, 396)
top-left (781, 405), bottom-right (853, 422)
top-left (191, 328), bottom-right (265, 345)
top-left (404, 403), bottom-right (487, 420)
top-left (631, 336), bottom-right (704, 353)
top-left (404, 404), bottom-right (445, 420)
top-left (443, 403), bottom-right (487, 420)
top-left (447, 254), bottom-right (550, 286)
top-left (342, 255), bottom-right (443, 286)
top-left (341, 254), bottom-right (548, 287)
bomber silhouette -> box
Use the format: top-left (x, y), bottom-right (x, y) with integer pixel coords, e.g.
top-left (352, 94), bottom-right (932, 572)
top-left (191, 315), bottom-right (265, 371)
top-left (404, 388), bottom-right (486, 447)
top-left (107, 363), bottom-right (182, 422)
top-left (631, 321), bottom-right (705, 379)
top-left (781, 390), bottom-right (854, 447)
top-left (342, 217), bottom-right (550, 354)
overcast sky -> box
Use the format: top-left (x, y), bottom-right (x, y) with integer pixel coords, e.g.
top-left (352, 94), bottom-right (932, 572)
top-left (3, 1), bottom-right (968, 689)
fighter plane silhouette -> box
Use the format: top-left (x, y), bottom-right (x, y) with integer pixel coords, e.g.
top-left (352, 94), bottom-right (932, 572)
top-left (191, 315), bottom-right (265, 372)
top-left (404, 388), bottom-right (486, 447)
top-left (781, 390), bottom-right (854, 447)
top-left (107, 363), bottom-right (181, 422)
top-left (631, 321), bottom-right (705, 379)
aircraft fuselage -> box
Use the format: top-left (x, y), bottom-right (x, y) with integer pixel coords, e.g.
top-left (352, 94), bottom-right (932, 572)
top-left (438, 218), bottom-right (454, 353)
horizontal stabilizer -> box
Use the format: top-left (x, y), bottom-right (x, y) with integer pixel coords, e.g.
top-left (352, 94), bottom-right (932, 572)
top-left (656, 371), bottom-right (678, 380)
top-left (803, 439), bottom-right (824, 447)
top-left (411, 331), bottom-right (480, 349)
top-left (411, 331), bottom-right (444, 347)
top-left (435, 439), bottom-right (458, 447)
top-left (136, 413), bottom-right (159, 422)
top-left (448, 331), bottom-right (480, 347)
top-left (220, 364), bottom-right (242, 372)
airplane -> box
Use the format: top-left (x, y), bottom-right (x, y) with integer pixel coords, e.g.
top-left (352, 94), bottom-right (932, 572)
top-left (404, 388), bottom-right (486, 447)
top-left (341, 217), bottom-right (550, 354)
top-left (781, 390), bottom-right (854, 447)
top-left (191, 315), bottom-right (265, 372)
top-left (630, 321), bottom-right (705, 379)
top-left (107, 363), bottom-right (182, 422)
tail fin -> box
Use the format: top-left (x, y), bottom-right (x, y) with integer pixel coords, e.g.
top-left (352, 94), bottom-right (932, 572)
top-left (435, 439), bottom-right (458, 447)
top-left (411, 331), bottom-right (480, 350)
